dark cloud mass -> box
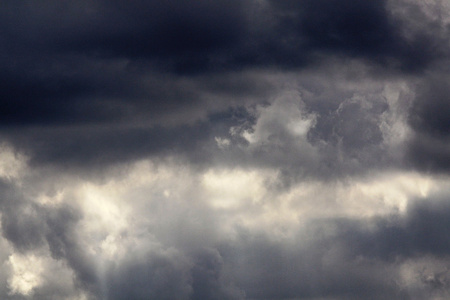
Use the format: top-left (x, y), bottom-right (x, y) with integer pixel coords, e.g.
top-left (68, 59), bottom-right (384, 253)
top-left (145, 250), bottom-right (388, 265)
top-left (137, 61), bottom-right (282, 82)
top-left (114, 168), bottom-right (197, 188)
top-left (0, 0), bottom-right (450, 299)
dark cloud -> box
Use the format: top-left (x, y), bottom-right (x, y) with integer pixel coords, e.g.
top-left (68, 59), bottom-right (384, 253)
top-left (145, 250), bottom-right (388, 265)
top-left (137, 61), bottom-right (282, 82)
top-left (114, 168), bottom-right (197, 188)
top-left (0, 0), bottom-right (439, 73)
top-left (1, 124), bottom-right (212, 169)
top-left (336, 203), bottom-right (450, 261)
top-left (266, 0), bottom-right (398, 64)
top-left (0, 0), bottom-right (250, 73)
top-left (0, 0), bottom-right (448, 172)
top-left (216, 194), bottom-right (450, 300)
top-left (105, 249), bottom-right (192, 300)
top-left (190, 248), bottom-right (244, 300)
top-left (409, 75), bottom-right (450, 138)
top-left (0, 0), bottom-right (450, 299)
top-left (407, 74), bottom-right (450, 172)
top-left (105, 247), bottom-right (244, 300)
top-left (221, 235), bottom-right (404, 300)
top-left (407, 133), bottom-right (450, 173)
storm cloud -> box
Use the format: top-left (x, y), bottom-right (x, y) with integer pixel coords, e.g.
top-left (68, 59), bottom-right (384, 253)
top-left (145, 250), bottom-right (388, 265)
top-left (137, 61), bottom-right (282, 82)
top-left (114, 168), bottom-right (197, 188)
top-left (0, 0), bottom-right (450, 299)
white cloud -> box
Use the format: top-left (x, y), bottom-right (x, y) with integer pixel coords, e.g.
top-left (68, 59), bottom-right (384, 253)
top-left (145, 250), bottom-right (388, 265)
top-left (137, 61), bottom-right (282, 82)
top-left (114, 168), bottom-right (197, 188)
top-left (7, 254), bottom-right (43, 296)
top-left (215, 137), bottom-right (231, 149)
top-left (241, 90), bottom-right (317, 147)
top-left (0, 143), bottom-right (27, 181)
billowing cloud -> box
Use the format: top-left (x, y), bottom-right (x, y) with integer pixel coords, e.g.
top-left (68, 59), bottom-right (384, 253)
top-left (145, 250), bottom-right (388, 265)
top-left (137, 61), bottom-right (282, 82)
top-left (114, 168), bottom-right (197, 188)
top-left (0, 0), bottom-right (449, 299)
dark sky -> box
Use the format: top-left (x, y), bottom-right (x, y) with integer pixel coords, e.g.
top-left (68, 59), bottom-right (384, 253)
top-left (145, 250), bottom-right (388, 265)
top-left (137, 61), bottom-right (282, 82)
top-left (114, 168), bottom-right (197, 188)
top-left (1, 0), bottom-right (450, 299)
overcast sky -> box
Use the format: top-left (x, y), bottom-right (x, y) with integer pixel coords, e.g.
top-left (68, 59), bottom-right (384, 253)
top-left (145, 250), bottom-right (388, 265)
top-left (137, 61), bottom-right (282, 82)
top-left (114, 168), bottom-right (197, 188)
top-left (1, 0), bottom-right (450, 299)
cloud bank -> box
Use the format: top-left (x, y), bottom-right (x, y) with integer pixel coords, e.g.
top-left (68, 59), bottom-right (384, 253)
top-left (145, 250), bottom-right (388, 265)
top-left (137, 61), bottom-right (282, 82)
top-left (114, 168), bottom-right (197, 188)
top-left (0, 0), bottom-right (450, 299)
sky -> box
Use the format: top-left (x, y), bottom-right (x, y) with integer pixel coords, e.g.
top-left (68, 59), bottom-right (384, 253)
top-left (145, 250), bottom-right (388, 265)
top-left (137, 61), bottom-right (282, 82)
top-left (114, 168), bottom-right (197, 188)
top-left (1, 0), bottom-right (450, 299)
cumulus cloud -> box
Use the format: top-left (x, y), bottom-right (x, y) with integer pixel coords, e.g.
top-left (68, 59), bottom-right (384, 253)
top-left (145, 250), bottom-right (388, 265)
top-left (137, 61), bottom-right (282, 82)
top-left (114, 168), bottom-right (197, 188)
top-left (0, 154), bottom-right (447, 299)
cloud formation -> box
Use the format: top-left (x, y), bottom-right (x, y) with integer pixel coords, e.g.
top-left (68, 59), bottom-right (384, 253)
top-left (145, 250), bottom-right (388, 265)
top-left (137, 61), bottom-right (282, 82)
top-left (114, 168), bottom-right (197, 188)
top-left (0, 0), bottom-right (450, 299)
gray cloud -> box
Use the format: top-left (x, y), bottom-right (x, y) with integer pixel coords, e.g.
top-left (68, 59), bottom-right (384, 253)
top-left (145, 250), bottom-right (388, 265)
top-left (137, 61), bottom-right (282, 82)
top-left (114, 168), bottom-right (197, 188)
top-left (0, 0), bottom-right (448, 175)
top-left (0, 0), bottom-right (450, 299)
top-left (217, 194), bottom-right (450, 299)
top-left (0, 161), bottom-right (450, 299)
top-left (407, 73), bottom-right (450, 172)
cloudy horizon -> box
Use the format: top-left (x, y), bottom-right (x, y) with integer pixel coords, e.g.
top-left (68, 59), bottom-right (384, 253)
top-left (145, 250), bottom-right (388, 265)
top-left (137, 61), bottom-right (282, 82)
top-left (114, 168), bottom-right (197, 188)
top-left (1, 0), bottom-right (450, 299)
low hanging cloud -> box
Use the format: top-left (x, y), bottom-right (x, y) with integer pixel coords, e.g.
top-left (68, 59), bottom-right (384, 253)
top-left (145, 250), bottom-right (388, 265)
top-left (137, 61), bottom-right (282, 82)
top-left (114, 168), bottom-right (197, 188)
top-left (1, 155), bottom-right (449, 299)
top-left (0, 0), bottom-right (450, 299)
